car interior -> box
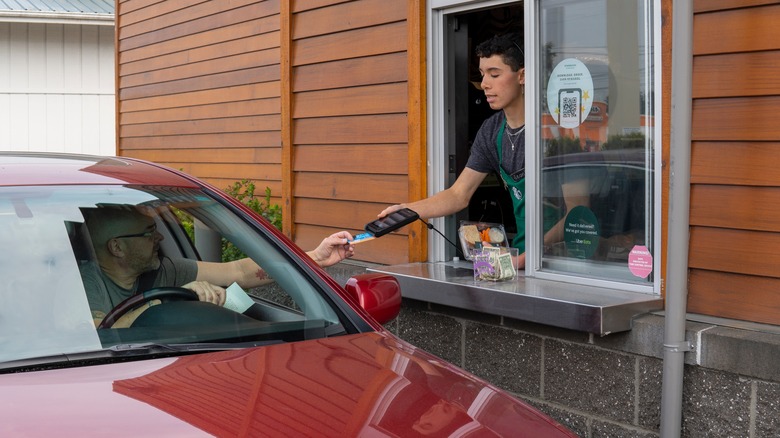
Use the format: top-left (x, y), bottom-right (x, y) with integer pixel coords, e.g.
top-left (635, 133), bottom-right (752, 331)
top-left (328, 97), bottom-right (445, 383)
top-left (64, 189), bottom-right (348, 347)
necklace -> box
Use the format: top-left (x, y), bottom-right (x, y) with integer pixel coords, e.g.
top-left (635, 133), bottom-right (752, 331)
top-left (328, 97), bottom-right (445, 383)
top-left (505, 125), bottom-right (525, 151)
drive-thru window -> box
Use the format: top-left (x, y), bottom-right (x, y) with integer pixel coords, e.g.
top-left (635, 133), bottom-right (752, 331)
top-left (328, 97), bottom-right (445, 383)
top-left (371, 0), bottom-right (661, 334)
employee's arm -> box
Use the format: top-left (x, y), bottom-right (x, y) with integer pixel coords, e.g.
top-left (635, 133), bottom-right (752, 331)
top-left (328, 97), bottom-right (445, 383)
top-left (379, 168), bottom-right (488, 219)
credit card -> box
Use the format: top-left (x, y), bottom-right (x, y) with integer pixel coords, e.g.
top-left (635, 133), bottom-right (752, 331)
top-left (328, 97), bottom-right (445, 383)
top-left (349, 232), bottom-right (376, 244)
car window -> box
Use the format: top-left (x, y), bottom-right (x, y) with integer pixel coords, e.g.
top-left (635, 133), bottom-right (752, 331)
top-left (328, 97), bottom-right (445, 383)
top-left (0, 185), bottom-right (344, 365)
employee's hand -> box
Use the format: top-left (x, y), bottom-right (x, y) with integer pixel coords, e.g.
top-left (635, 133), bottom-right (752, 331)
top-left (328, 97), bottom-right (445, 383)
top-left (308, 231), bottom-right (355, 268)
top-left (182, 280), bottom-right (227, 306)
top-left (378, 204), bottom-right (405, 218)
top-left (515, 252), bottom-right (526, 270)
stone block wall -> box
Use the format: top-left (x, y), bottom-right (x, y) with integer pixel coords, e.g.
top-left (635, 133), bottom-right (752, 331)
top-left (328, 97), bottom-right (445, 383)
top-left (326, 262), bottom-right (780, 437)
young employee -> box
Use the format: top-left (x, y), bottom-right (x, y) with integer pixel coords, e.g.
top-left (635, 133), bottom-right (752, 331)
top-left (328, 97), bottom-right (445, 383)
top-left (378, 33), bottom-right (573, 268)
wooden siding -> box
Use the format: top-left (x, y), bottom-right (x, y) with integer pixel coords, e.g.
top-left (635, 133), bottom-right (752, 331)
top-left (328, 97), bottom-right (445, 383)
top-left (288, 0), bottom-right (422, 265)
top-left (688, 0), bottom-right (780, 325)
top-left (116, 0), bottom-right (423, 265)
top-left (116, 0), bottom-right (283, 198)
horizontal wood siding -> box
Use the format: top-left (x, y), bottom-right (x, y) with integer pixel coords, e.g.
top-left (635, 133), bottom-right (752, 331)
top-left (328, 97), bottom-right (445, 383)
top-left (117, 0), bottom-right (283, 198)
top-left (688, 0), bottom-right (780, 325)
top-left (289, 0), bottom-right (412, 265)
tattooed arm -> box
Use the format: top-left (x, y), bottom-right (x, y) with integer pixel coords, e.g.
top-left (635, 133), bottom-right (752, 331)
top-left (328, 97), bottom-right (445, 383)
top-left (196, 257), bottom-right (273, 289)
top-left (194, 231), bottom-right (355, 289)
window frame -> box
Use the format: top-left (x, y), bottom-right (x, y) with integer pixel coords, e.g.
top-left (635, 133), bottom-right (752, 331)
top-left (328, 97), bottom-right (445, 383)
top-left (412, 0), bottom-right (665, 333)
top-left (524, 0), bottom-right (662, 295)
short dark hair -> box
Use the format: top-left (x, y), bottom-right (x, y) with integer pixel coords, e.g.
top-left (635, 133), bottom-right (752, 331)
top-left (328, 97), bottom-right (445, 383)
top-left (475, 33), bottom-right (524, 71)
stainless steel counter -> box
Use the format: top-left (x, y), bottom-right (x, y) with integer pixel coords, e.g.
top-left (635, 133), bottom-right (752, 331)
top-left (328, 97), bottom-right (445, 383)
top-left (369, 260), bottom-right (663, 335)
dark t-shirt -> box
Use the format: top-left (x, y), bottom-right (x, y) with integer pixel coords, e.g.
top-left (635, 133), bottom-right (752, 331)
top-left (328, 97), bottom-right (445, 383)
top-left (80, 257), bottom-right (198, 315)
top-left (465, 111), bottom-right (525, 181)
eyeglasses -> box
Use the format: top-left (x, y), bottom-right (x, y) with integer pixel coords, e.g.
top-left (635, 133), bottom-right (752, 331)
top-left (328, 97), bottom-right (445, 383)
top-left (113, 224), bottom-right (157, 240)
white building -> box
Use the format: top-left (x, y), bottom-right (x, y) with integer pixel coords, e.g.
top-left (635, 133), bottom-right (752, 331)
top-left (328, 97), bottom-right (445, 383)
top-left (0, 0), bottom-right (115, 155)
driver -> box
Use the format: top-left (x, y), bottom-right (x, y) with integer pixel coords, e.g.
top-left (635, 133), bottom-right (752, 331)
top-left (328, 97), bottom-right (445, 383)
top-left (79, 205), bottom-right (355, 327)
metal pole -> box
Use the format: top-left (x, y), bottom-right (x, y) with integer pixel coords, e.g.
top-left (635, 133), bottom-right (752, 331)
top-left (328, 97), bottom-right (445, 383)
top-left (660, 0), bottom-right (694, 437)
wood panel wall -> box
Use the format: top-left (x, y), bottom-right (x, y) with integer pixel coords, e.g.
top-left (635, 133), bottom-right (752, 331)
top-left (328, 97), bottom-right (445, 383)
top-left (287, 0), bottom-right (425, 265)
top-left (116, 0), bottom-right (284, 199)
top-left (116, 0), bottom-right (424, 266)
top-left (688, 0), bottom-right (780, 325)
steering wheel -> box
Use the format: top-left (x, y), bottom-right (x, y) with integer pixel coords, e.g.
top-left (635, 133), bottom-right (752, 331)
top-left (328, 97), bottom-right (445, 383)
top-left (98, 287), bottom-right (199, 329)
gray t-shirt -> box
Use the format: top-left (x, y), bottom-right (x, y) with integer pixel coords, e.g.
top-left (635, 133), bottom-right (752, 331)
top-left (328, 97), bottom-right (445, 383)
top-left (80, 257), bottom-right (198, 315)
top-left (465, 111), bottom-right (525, 182)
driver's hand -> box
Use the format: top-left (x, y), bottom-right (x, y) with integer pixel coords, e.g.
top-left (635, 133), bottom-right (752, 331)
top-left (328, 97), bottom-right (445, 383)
top-left (182, 280), bottom-right (226, 306)
top-left (309, 231), bottom-right (355, 268)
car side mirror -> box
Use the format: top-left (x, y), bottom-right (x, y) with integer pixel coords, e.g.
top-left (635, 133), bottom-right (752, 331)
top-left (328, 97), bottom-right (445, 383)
top-left (344, 273), bottom-right (402, 324)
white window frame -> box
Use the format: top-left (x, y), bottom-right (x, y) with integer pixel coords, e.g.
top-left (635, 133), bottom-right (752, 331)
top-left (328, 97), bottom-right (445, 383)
top-left (526, 0), bottom-right (662, 295)
top-left (427, 0), bottom-right (661, 295)
top-left (427, 0), bottom-right (521, 262)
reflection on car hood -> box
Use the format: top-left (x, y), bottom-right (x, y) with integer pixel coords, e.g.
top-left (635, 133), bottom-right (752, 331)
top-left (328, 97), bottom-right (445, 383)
top-left (0, 332), bottom-right (574, 437)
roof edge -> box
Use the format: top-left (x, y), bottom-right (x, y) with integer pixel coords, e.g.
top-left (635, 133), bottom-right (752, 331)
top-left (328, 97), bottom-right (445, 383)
top-left (0, 11), bottom-right (114, 26)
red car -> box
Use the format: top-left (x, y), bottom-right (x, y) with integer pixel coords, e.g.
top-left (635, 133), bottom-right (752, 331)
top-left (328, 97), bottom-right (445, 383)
top-left (0, 152), bottom-right (576, 437)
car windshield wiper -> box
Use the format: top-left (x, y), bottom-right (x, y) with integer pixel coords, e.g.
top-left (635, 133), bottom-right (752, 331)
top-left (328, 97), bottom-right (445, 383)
top-left (0, 340), bottom-right (284, 373)
top-left (108, 340), bottom-right (285, 353)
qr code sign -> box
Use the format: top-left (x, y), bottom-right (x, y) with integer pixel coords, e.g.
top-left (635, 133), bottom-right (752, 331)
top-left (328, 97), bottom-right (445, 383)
top-left (562, 96), bottom-right (578, 118)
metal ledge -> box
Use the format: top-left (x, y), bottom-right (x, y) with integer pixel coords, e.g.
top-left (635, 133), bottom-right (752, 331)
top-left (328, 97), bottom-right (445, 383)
top-left (369, 261), bottom-right (663, 335)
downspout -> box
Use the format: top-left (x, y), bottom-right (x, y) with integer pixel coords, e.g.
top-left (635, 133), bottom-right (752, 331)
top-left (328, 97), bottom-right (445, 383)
top-left (660, 0), bottom-right (694, 437)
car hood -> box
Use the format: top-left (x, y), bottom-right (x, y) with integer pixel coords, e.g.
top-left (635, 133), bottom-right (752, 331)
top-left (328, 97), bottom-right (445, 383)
top-left (0, 332), bottom-right (573, 437)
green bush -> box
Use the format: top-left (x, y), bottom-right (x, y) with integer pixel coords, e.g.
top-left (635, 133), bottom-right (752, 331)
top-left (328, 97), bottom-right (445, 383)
top-left (175, 179), bottom-right (283, 262)
top-left (544, 136), bottom-right (583, 157)
top-left (601, 132), bottom-right (646, 150)
top-left (222, 180), bottom-right (282, 262)
top-left (224, 179), bottom-right (282, 231)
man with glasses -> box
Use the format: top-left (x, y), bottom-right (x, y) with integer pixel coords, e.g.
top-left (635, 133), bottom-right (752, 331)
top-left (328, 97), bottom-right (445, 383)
top-left (79, 205), bottom-right (355, 327)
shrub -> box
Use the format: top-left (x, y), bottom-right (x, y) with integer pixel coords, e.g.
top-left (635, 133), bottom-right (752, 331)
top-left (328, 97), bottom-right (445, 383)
top-left (224, 179), bottom-right (282, 231)
top-left (175, 179), bottom-right (282, 262)
top-left (601, 132), bottom-right (646, 150)
top-left (544, 136), bottom-right (582, 157)
top-left (222, 180), bottom-right (282, 262)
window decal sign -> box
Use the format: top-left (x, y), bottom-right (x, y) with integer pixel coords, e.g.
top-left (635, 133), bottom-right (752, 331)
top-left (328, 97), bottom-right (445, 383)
top-left (563, 206), bottom-right (600, 259)
top-left (628, 245), bottom-right (653, 278)
top-left (546, 58), bottom-right (594, 129)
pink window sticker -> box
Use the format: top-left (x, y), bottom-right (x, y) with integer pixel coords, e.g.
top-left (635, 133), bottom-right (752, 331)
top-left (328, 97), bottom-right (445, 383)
top-left (628, 245), bottom-right (653, 278)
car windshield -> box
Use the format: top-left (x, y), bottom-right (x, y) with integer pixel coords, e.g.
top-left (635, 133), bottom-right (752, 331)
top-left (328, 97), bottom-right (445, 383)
top-left (0, 185), bottom-right (345, 366)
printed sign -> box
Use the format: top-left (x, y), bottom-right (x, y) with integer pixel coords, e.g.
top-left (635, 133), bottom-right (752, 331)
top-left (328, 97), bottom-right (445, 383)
top-left (563, 206), bottom-right (600, 259)
top-left (628, 245), bottom-right (653, 278)
top-left (546, 58), bottom-right (594, 129)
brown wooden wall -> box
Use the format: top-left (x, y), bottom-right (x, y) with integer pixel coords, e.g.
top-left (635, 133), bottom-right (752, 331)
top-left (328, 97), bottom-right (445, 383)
top-left (688, 0), bottom-right (780, 325)
top-left (115, 0), bottom-right (780, 325)
top-left (116, 0), bottom-right (284, 203)
top-left (285, 0), bottom-right (425, 265)
top-left (116, 0), bottom-right (424, 266)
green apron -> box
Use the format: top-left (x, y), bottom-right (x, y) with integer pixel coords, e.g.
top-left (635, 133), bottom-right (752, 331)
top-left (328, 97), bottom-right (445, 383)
top-left (496, 121), bottom-right (560, 253)
top-left (496, 121), bottom-right (526, 252)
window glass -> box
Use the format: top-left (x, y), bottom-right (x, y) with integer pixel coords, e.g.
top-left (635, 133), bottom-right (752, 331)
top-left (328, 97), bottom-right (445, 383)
top-left (537, 0), bottom-right (655, 284)
top-left (0, 185), bottom-right (344, 364)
